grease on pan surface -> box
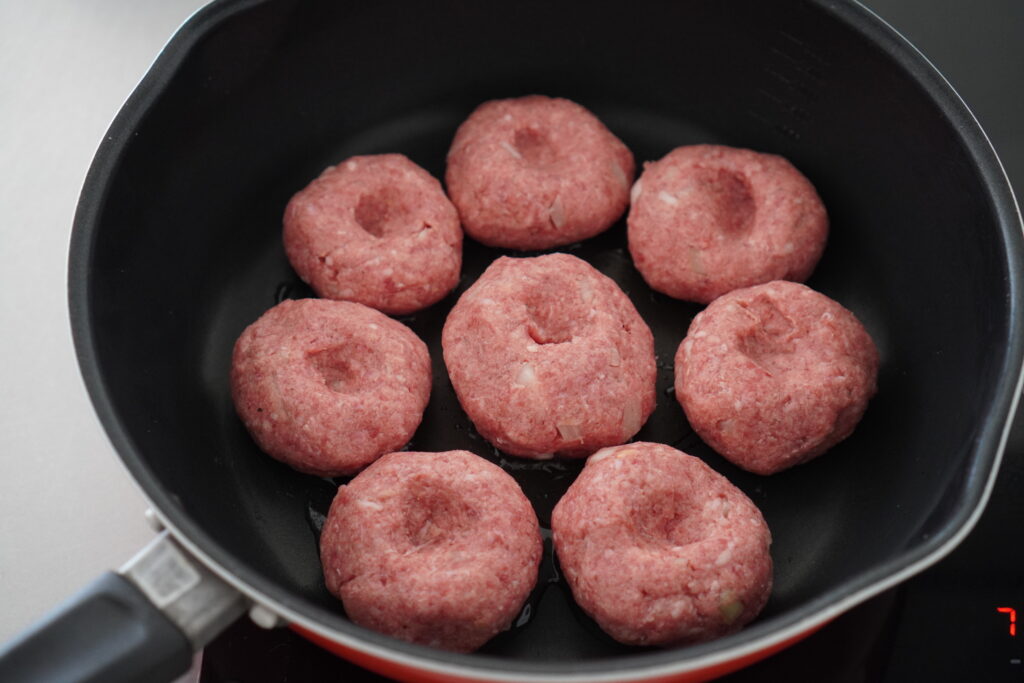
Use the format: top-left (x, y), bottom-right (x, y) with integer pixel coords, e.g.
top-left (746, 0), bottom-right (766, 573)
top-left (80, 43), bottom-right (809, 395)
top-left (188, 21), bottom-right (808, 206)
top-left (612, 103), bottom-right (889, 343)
top-left (552, 442), bottom-right (772, 646)
top-left (628, 144), bottom-right (828, 304)
top-left (442, 253), bottom-right (657, 459)
top-left (284, 153), bottom-right (462, 315)
top-left (320, 450), bottom-right (543, 653)
top-left (230, 299), bottom-right (431, 476)
top-left (675, 281), bottom-right (879, 475)
top-left (446, 95), bottom-right (634, 250)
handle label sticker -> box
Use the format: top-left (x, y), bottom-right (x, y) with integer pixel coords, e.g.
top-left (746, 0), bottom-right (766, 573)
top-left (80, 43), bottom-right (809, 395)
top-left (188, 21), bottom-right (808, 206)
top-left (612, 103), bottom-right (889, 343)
top-left (126, 538), bottom-right (201, 608)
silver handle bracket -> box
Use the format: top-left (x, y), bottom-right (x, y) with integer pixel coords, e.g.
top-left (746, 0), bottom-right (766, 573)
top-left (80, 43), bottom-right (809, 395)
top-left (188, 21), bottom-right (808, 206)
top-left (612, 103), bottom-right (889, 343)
top-left (120, 530), bottom-right (247, 649)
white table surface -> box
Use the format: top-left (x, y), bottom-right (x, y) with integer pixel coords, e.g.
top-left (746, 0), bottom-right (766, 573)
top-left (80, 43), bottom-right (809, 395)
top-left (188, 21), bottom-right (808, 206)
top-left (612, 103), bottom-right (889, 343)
top-left (0, 0), bottom-right (210, 645)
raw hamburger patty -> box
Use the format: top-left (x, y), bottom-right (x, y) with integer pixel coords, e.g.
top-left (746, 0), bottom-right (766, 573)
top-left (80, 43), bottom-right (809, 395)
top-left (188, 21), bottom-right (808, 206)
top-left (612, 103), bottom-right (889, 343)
top-left (627, 144), bottom-right (828, 303)
top-left (230, 299), bottom-right (431, 476)
top-left (320, 450), bottom-right (543, 653)
top-left (675, 281), bottom-right (879, 475)
top-left (442, 253), bottom-right (656, 458)
top-left (284, 153), bottom-right (462, 315)
top-left (445, 95), bottom-right (634, 250)
top-left (552, 442), bottom-right (773, 646)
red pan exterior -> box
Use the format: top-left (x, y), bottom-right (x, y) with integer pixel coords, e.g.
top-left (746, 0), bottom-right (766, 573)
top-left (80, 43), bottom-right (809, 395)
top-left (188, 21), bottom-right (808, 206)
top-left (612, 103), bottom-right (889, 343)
top-left (290, 623), bottom-right (825, 683)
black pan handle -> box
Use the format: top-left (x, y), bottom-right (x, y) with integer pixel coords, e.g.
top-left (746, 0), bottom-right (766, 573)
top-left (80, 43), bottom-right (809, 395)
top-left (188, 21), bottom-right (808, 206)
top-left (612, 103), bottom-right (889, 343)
top-left (0, 572), bottom-right (192, 683)
top-left (0, 531), bottom-right (248, 683)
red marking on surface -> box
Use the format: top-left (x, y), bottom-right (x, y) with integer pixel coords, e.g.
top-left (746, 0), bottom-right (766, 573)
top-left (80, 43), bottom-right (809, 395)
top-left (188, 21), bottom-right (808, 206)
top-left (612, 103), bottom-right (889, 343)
top-left (998, 607), bottom-right (1017, 636)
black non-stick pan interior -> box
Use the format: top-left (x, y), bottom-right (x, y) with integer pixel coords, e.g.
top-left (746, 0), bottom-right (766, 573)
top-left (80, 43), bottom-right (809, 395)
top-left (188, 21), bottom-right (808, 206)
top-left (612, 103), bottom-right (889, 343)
top-left (69, 0), bottom-right (1023, 676)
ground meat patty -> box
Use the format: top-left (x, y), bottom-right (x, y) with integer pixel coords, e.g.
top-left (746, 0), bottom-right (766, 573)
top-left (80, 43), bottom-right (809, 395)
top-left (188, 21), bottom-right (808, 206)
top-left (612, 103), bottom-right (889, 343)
top-left (230, 299), bottom-right (431, 476)
top-left (627, 144), bottom-right (828, 304)
top-left (675, 281), bottom-right (879, 475)
top-left (320, 450), bottom-right (542, 653)
top-left (552, 442), bottom-right (772, 646)
top-left (445, 95), bottom-right (634, 250)
top-left (284, 154), bottom-right (462, 315)
top-left (442, 253), bottom-right (656, 459)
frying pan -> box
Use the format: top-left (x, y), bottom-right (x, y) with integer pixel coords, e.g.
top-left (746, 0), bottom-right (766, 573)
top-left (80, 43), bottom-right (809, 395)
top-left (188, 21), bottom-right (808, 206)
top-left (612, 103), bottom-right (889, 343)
top-left (1, 0), bottom-right (1022, 681)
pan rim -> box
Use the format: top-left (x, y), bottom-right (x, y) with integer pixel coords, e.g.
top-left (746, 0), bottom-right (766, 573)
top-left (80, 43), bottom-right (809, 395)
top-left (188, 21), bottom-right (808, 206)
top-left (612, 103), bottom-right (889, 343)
top-left (67, 0), bottom-right (1024, 678)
